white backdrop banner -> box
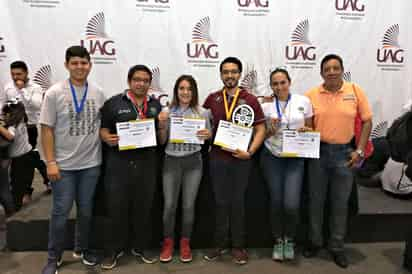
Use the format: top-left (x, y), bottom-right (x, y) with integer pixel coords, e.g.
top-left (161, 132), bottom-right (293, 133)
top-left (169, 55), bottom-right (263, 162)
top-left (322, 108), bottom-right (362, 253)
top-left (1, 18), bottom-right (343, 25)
top-left (0, 0), bottom-right (411, 131)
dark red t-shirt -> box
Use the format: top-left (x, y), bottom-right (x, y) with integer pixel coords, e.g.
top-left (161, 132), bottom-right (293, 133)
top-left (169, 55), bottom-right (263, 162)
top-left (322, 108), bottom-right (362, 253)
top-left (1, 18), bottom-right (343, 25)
top-left (203, 88), bottom-right (265, 160)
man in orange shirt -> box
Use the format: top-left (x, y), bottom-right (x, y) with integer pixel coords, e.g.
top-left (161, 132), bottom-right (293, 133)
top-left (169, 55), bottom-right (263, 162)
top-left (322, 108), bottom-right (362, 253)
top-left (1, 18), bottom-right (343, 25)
top-left (303, 54), bottom-right (372, 268)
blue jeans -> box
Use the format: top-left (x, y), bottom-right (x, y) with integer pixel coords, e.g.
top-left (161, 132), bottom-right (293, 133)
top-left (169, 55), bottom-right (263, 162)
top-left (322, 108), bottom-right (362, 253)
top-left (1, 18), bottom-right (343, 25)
top-left (48, 166), bottom-right (100, 260)
top-left (260, 147), bottom-right (304, 240)
top-left (307, 143), bottom-right (353, 252)
top-left (162, 152), bottom-right (202, 238)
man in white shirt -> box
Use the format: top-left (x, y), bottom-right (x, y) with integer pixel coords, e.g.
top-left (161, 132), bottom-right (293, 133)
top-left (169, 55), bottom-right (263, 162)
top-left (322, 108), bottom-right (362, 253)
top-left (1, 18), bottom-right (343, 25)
top-left (2, 61), bottom-right (49, 197)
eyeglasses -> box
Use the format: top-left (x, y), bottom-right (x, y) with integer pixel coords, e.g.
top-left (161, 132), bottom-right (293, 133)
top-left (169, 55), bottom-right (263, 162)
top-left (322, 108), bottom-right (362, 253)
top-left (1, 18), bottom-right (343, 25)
top-left (221, 69), bottom-right (240, 75)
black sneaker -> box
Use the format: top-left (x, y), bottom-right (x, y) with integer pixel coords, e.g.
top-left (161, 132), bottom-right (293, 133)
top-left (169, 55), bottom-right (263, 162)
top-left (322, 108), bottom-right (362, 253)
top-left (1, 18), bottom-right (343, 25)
top-left (100, 251), bottom-right (124, 270)
top-left (82, 251), bottom-right (99, 266)
top-left (41, 260), bottom-right (58, 274)
top-left (56, 256), bottom-right (62, 268)
top-left (203, 248), bottom-right (229, 261)
top-left (331, 251), bottom-right (348, 268)
top-left (403, 257), bottom-right (412, 272)
top-left (131, 249), bottom-right (158, 264)
top-left (303, 245), bottom-right (321, 258)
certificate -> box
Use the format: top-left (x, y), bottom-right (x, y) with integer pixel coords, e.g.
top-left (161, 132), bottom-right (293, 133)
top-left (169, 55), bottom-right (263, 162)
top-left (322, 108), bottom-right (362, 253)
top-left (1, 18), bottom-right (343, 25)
top-left (280, 130), bottom-right (320, 159)
top-left (116, 119), bottom-right (157, 151)
top-left (169, 117), bottom-right (206, 144)
top-left (213, 120), bottom-right (253, 152)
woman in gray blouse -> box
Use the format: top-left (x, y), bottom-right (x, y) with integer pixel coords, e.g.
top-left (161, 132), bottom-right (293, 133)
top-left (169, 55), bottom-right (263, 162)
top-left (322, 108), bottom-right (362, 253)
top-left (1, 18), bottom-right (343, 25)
top-left (157, 75), bottom-right (211, 263)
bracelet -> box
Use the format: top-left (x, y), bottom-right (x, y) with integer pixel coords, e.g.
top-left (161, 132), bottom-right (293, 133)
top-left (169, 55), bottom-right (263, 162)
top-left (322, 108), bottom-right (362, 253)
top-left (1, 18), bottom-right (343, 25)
top-left (47, 160), bottom-right (57, 165)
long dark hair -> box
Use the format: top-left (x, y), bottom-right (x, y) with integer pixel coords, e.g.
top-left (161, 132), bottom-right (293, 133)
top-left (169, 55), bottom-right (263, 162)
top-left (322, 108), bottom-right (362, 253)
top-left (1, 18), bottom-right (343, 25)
top-left (170, 75), bottom-right (199, 110)
top-left (2, 100), bottom-right (27, 127)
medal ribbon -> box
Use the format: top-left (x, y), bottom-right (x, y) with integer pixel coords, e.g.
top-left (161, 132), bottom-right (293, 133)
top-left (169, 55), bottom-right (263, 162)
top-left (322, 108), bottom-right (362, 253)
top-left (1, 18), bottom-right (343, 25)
top-left (69, 80), bottom-right (88, 114)
top-left (223, 88), bottom-right (240, 121)
top-left (128, 91), bottom-right (148, 119)
top-left (275, 93), bottom-right (291, 122)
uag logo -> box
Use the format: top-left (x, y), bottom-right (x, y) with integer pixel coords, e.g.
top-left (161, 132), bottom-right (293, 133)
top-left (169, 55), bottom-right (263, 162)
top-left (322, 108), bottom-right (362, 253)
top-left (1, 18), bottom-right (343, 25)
top-left (148, 67), bottom-right (170, 107)
top-left (237, 0), bottom-right (269, 16)
top-left (0, 36), bottom-right (7, 62)
top-left (335, 0), bottom-right (365, 20)
top-left (186, 17), bottom-right (220, 68)
top-left (136, 0), bottom-right (170, 13)
top-left (376, 24), bottom-right (404, 71)
top-left (343, 71), bottom-right (351, 82)
top-left (285, 19), bottom-right (317, 69)
top-left (33, 65), bottom-right (53, 91)
top-left (80, 12), bottom-right (116, 64)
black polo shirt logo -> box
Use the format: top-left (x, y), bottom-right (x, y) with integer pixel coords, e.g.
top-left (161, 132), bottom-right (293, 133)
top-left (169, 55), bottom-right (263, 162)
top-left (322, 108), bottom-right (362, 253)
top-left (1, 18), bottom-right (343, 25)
top-left (118, 109), bottom-right (131, 114)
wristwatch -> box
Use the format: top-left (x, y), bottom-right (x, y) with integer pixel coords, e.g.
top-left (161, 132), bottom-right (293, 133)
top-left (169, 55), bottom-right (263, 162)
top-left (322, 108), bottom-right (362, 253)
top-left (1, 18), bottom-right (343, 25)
top-left (355, 149), bottom-right (365, 158)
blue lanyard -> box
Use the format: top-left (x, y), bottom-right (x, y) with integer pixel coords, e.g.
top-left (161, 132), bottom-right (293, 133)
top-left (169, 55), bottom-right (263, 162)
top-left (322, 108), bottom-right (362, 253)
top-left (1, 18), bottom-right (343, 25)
top-left (275, 94), bottom-right (291, 121)
top-left (69, 80), bottom-right (88, 114)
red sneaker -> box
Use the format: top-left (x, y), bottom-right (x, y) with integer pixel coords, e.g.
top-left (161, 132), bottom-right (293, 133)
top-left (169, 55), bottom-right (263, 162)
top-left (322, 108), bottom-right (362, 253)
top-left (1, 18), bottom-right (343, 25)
top-left (179, 238), bottom-right (192, 263)
top-left (232, 248), bottom-right (248, 265)
top-left (160, 237), bottom-right (174, 263)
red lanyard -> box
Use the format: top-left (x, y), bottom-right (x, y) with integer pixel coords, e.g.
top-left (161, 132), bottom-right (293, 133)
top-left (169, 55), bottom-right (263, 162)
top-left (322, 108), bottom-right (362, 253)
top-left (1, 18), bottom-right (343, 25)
top-left (128, 91), bottom-right (148, 119)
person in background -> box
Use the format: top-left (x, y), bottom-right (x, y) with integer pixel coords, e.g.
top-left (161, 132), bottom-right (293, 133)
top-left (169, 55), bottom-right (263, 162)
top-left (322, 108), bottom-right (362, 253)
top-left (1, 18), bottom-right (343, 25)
top-left (0, 100), bottom-right (34, 211)
top-left (3, 61), bottom-right (49, 198)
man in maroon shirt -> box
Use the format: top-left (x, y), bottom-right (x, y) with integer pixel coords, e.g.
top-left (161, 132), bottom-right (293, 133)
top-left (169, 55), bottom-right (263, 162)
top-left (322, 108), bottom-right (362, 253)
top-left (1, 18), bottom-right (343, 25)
top-left (203, 57), bottom-right (265, 265)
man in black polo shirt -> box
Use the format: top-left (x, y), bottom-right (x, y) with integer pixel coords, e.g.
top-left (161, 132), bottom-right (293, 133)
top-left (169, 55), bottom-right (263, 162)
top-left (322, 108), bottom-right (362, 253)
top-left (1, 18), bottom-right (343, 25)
top-left (100, 65), bottom-right (163, 269)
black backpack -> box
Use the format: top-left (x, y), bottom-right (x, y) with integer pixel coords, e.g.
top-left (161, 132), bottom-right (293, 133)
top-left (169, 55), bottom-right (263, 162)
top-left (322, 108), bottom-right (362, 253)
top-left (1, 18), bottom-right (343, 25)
top-left (386, 111), bottom-right (412, 163)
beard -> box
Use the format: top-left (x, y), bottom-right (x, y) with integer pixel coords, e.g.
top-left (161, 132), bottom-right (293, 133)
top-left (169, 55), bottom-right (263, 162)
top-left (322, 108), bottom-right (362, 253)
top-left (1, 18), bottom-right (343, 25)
top-left (223, 78), bottom-right (239, 89)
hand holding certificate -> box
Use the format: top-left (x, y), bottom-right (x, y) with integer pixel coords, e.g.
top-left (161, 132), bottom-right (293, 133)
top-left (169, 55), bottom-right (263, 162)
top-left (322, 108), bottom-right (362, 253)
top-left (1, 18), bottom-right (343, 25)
top-left (280, 129), bottom-right (320, 158)
top-left (169, 117), bottom-right (207, 144)
top-left (116, 119), bottom-right (157, 151)
top-left (213, 120), bottom-right (253, 152)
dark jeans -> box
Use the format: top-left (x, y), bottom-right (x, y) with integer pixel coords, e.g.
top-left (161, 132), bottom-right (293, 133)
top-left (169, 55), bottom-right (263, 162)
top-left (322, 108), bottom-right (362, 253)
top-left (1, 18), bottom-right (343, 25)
top-left (104, 150), bottom-right (158, 254)
top-left (27, 126), bottom-right (48, 185)
top-left (10, 151), bottom-right (35, 209)
top-left (209, 156), bottom-right (251, 248)
top-left (260, 147), bottom-right (304, 240)
top-left (0, 204), bottom-right (5, 250)
top-left (48, 166), bottom-right (100, 260)
top-left (0, 161), bottom-right (15, 214)
top-left (162, 152), bottom-right (202, 238)
top-left (307, 143), bottom-right (354, 252)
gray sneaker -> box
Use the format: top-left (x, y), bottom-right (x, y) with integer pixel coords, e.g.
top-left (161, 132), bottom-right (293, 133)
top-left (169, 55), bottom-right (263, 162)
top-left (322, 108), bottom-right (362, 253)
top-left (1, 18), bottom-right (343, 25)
top-left (272, 238), bottom-right (284, 261)
top-left (283, 238), bottom-right (295, 260)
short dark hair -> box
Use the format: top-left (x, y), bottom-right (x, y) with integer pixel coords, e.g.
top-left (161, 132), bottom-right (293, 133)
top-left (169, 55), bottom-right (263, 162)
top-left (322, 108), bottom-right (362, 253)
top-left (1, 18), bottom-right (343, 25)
top-left (65, 46), bottom-right (91, 63)
top-left (320, 54), bottom-right (344, 72)
top-left (127, 65), bottom-right (152, 83)
top-left (170, 75), bottom-right (199, 109)
top-left (270, 68), bottom-right (291, 83)
top-left (219, 57), bottom-right (243, 73)
top-left (10, 61), bottom-right (28, 72)
top-left (2, 100), bottom-right (27, 127)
